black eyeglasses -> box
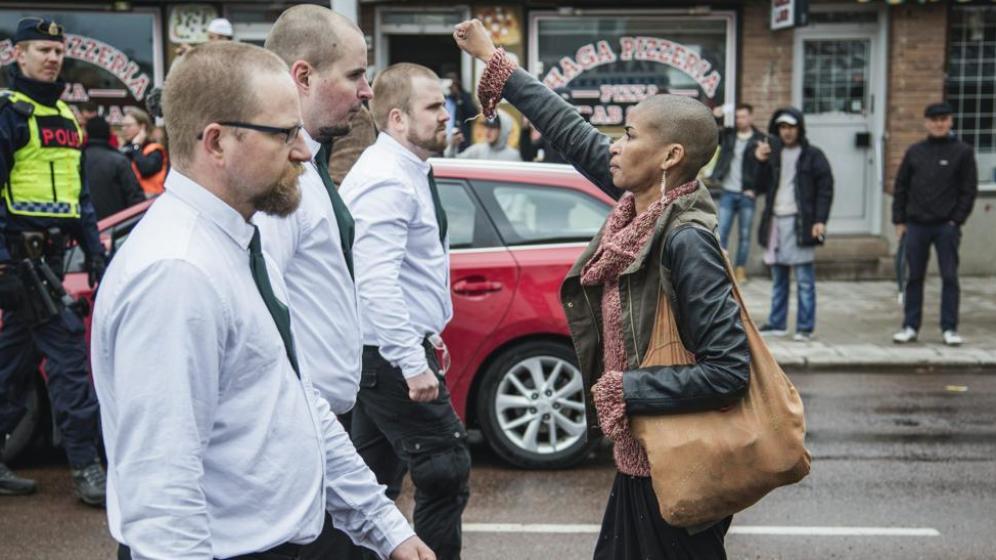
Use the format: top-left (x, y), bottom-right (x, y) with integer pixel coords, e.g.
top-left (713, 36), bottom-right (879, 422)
top-left (197, 121), bottom-right (303, 145)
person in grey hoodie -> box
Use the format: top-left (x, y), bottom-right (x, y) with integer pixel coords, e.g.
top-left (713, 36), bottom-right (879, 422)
top-left (444, 108), bottom-right (521, 161)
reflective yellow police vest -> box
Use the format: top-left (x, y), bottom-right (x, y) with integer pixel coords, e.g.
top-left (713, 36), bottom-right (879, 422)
top-left (2, 90), bottom-right (83, 218)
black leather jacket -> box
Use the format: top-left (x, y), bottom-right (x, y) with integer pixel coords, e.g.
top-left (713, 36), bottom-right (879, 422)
top-left (499, 68), bottom-right (750, 433)
top-left (622, 224), bottom-right (750, 416)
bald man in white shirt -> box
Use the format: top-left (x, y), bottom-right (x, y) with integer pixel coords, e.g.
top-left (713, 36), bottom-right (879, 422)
top-left (253, 6), bottom-right (380, 559)
top-left (90, 41), bottom-right (433, 560)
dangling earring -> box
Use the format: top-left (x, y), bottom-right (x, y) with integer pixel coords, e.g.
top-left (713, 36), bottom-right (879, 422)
top-left (659, 168), bottom-right (668, 195)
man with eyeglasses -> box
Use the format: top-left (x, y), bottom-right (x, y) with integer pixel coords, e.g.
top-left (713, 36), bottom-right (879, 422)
top-left (0, 16), bottom-right (107, 505)
top-left (254, 7), bottom-right (383, 558)
top-left (91, 41), bottom-right (433, 560)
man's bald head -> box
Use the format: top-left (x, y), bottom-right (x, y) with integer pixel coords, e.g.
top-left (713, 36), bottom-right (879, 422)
top-left (265, 5), bottom-right (361, 71)
top-left (635, 94), bottom-right (718, 176)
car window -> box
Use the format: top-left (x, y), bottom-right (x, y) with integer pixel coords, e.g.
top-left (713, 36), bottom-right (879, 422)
top-left (473, 181), bottom-right (610, 246)
top-left (437, 179), bottom-right (502, 250)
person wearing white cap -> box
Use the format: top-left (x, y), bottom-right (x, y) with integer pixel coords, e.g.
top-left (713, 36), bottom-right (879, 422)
top-left (753, 107), bottom-right (834, 343)
top-left (175, 17), bottom-right (234, 57)
top-left (207, 18), bottom-right (234, 40)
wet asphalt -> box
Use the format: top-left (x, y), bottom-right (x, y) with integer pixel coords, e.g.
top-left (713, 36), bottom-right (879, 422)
top-left (1, 369), bottom-right (993, 560)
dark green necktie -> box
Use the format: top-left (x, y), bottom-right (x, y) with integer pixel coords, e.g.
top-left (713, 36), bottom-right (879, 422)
top-left (427, 167), bottom-right (448, 246)
top-left (315, 143), bottom-right (355, 279)
top-left (249, 226), bottom-right (300, 377)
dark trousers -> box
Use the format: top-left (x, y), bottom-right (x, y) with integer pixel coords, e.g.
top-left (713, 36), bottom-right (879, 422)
top-left (350, 345), bottom-right (471, 560)
top-left (0, 307), bottom-right (99, 466)
top-left (119, 543), bottom-right (302, 560)
top-left (904, 222), bottom-right (961, 332)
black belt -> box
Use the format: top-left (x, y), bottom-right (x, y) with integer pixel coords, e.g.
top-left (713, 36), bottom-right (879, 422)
top-left (118, 542), bottom-right (303, 560)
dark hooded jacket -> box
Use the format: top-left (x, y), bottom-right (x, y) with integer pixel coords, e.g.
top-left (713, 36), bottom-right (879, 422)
top-left (754, 107), bottom-right (834, 248)
top-left (709, 123), bottom-right (766, 193)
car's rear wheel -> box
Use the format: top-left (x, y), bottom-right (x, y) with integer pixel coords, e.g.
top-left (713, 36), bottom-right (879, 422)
top-left (1, 375), bottom-right (44, 463)
top-left (477, 341), bottom-right (596, 469)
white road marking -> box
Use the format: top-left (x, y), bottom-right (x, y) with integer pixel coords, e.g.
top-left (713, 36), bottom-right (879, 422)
top-left (461, 523), bottom-right (941, 537)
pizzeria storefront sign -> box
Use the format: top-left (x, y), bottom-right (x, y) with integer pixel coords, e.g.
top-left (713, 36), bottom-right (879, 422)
top-left (0, 9), bottom-right (159, 124)
top-left (530, 12), bottom-right (735, 128)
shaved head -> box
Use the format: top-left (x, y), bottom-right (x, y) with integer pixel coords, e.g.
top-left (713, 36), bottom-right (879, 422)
top-left (609, 93), bottom-right (718, 193)
top-left (265, 5), bottom-right (361, 71)
top-left (636, 94), bottom-right (718, 175)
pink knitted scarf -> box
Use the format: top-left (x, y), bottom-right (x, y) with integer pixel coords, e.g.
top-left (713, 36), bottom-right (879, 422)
top-left (583, 181), bottom-right (699, 476)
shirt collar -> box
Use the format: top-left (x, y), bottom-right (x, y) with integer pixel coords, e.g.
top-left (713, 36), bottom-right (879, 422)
top-left (302, 128), bottom-right (321, 162)
top-left (376, 132), bottom-right (431, 175)
top-left (165, 170), bottom-right (256, 250)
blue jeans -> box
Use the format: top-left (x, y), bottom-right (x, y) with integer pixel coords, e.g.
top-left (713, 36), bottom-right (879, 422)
top-left (768, 263), bottom-right (816, 334)
top-left (718, 190), bottom-right (755, 267)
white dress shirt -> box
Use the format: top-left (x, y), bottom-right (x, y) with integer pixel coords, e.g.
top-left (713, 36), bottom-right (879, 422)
top-left (91, 171), bottom-right (412, 560)
top-left (339, 133), bottom-right (452, 378)
top-left (254, 130), bottom-right (362, 414)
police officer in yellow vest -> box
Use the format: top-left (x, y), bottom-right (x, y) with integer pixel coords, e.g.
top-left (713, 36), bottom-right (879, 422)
top-left (0, 17), bottom-right (106, 506)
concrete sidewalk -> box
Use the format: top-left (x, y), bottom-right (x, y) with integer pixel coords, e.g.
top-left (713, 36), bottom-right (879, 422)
top-left (738, 276), bottom-right (996, 370)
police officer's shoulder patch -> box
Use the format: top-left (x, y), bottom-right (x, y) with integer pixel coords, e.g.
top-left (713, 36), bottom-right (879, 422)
top-left (0, 90), bottom-right (34, 117)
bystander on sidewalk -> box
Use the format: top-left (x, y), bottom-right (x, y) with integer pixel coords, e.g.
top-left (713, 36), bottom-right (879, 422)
top-left (740, 277), bottom-right (996, 369)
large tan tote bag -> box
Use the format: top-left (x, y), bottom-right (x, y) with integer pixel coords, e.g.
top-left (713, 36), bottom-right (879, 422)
top-left (629, 258), bottom-right (812, 528)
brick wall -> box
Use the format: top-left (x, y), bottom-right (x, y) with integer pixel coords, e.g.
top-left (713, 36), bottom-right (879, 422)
top-left (885, 4), bottom-right (948, 193)
top-left (740, 0), bottom-right (795, 130)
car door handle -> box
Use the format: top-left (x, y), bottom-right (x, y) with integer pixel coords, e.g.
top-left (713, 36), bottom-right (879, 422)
top-left (453, 279), bottom-right (504, 295)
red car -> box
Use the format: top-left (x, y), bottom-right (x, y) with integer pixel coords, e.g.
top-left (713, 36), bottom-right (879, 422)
top-left (5, 159), bottom-right (615, 469)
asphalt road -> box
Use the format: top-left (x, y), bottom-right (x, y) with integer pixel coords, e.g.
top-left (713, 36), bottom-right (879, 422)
top-left (1, 370), bottom-right (993, 560)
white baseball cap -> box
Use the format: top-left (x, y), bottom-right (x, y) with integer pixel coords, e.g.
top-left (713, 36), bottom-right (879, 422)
top-left (207, 18), bottom-right (234, 37)
top-left (774, 113), bottom-right (799, 126)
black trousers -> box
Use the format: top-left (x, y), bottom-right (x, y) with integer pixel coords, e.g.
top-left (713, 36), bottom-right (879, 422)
top-left (594, 473), bottom-right (731, 560)
top-left (349, 344), bottom-right (471, 560)
top-left (118, 543), bottom-right (302, 560)
top-left (903, 222), bottom-right (961, 332)
top-left (0, 307), bottom-right (99, 466)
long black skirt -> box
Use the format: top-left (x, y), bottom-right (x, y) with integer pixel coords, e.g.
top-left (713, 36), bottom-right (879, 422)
top-left (593, 473), bottom-right (732, 560)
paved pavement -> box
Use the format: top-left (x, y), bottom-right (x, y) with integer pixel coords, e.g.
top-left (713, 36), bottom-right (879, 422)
top-left (739, 275), bottom-right (996, 370)
top-left (2, 370), bottom-right (993, 559)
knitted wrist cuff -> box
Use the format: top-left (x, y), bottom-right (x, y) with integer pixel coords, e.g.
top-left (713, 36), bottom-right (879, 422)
top-left (477, 47), bottom-right (516, 121)
top-left (592, 370), bottom-right (628, 440)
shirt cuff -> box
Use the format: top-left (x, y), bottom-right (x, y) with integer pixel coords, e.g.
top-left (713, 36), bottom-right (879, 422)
top-left (396, 346), bottom-right (429, 379)
top-left (369, 507), bottom-right (416, 559)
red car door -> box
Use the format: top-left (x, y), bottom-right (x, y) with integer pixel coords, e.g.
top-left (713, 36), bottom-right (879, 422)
top-left (436, 178), bottom-right (518, 420)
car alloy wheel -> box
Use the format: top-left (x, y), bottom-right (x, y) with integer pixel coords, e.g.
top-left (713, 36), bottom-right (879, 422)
top-left (478, 342), bottom-right (596, 469)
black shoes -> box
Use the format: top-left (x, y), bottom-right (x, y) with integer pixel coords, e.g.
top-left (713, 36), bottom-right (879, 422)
top-left (71, 460), bottom-right (106, 507)
top-left (0, 461), bottom-right (38, 496)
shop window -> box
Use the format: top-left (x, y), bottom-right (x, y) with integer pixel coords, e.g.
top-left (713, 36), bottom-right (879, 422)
top-left (948, 6), bottom-right (996, 183)
top-left (530, 13), bottom-right (734, 131)
top-left (0, 9), bottom-right (158, 125)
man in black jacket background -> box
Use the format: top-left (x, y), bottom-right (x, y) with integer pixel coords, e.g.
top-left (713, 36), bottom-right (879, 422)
top-left (83, 117), bottom-right (145, 220)
top-left (709, 103), bottom-right (766, 283)
top-left (892, 102), bottom-right (977, 346)
top-left (754, 107), bottom-right (834, 342)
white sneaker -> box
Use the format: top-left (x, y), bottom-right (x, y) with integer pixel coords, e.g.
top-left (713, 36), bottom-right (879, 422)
top-left (943, 330), bottom-right (964, 346)
top-left (759, 324), bottom-right (788, 337)
top-left (793, 332), bottom-right (814, 342)
top-left (892, 327), bottom-right (918, 344)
